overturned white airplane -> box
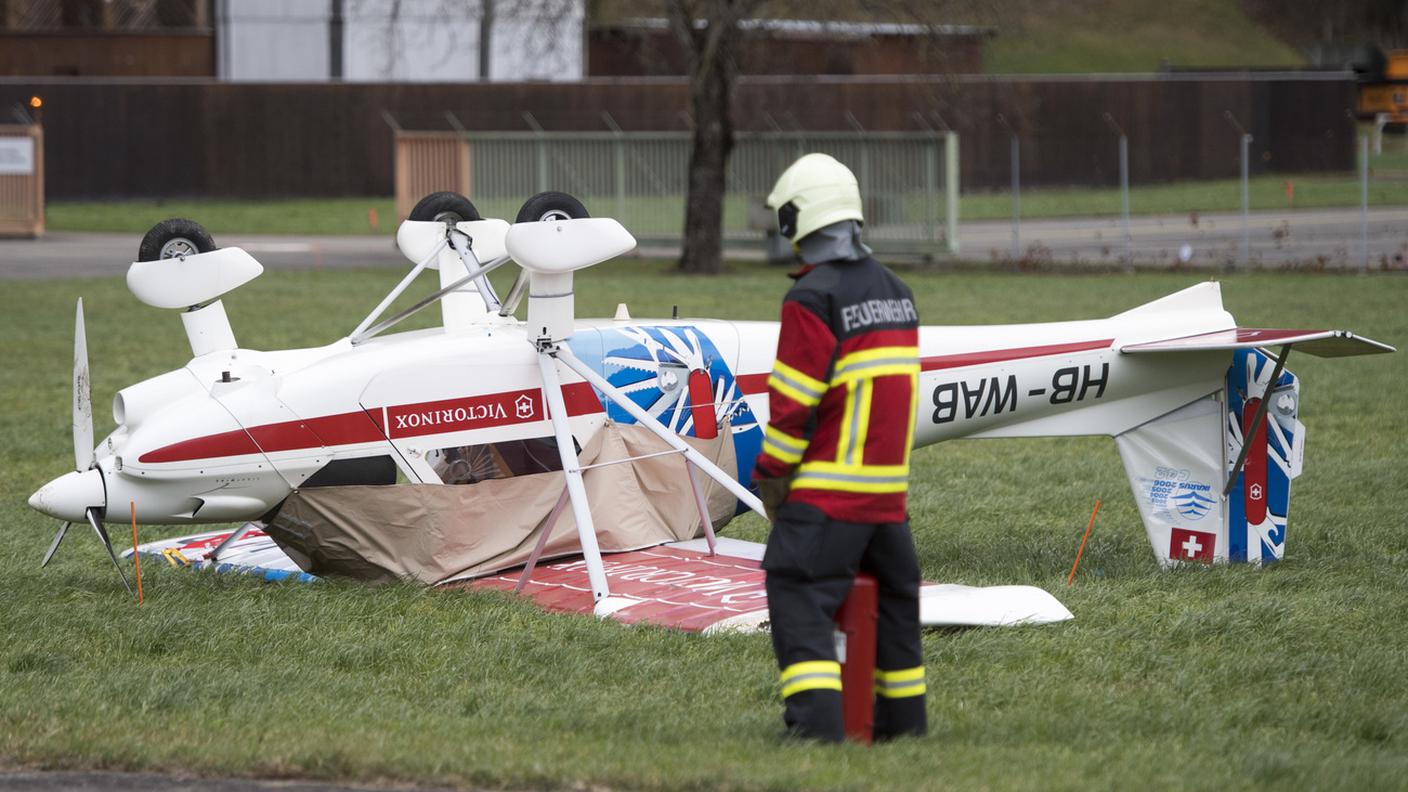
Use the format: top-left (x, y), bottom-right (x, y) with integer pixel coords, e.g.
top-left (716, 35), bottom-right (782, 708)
top-left (28, 191), bottom-right (1393, 631)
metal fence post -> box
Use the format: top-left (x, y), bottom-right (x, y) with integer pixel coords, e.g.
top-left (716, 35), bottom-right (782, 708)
top-left (924, 136), bottom-right (937, 246)
top-left (1104, 113), bottom-right (1131, 271)
top-left (1011, 135), bottom-right (1021, 260)
top-left (847, 113), bottom-right (870, 193)
top-left (913, 112), bottom-right (939, 250)
top-left (602, 112), bottom-right (626, 223)
top-left (1223, 112), bottom-right (1252, 269)
top-left (1119, 133), bottom-right (1131, 271)
top-left (997, 114), bottom-right (1019, 262)
top-left (1240, 132), bottom-right (1251, 267)
top-left (945, 130), bottom-right (960, 255)
top-left (1361, 133), bottom-right (1370, 272)
top-left (522, 111), bottom-right (548, 194)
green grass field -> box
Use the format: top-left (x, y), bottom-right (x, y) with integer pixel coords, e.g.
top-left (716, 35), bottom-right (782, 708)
top-left (2, 263), bottom-right (1405, 790)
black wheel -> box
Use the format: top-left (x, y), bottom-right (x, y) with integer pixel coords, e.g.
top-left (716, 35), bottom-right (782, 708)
top-left (137, 218), bottom-right (217, 262)
top-left (409, 191), bottom-right (482, 224)
top-left (515, 191), bottom-right (589, 223)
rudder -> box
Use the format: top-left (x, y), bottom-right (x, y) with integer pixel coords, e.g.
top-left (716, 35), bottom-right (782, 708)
top-left (1115, 349), bottom-right (1302, 566)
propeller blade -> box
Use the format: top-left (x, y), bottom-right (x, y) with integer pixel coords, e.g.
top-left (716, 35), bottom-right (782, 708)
top-left (85, 508), bottom-right (132, 595)
top-left (73, 298), bottom-right (94, 473)
top-left (40, 521), bottom-right (70, 567)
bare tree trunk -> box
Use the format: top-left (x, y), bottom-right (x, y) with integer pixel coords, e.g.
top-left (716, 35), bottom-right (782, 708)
top-left (669, 0), bottom-right (757, 275)
top-left (678, 55), bottom-right (734, 274)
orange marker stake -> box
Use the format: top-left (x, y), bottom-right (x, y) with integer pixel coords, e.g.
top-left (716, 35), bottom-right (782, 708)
top-left (130, 501), bottom-right (144, 605)
top-left (1066, 499), bottom-right (1101, 586)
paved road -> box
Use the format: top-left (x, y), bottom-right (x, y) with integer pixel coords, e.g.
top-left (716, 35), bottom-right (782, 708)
top-left (2, 207), bottom-right (1406, 280)
top-left (0, 232), bottom-right (411, 280)
top-left (952, 206), bottom-right (1408, 268)
top-left (0, 230), bottom-right (745, 280)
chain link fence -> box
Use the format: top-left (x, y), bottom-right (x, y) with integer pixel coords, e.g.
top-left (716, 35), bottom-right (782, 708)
top-left (464, 130), bottom-right (958, 255)
top-left (965, 119), bottom-right (1408, 271)
top-left (458, 124), bottom-right (1408, 269)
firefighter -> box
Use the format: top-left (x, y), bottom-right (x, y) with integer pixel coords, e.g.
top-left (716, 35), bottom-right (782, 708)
top-left (754, 153), bottom-right (926, 742)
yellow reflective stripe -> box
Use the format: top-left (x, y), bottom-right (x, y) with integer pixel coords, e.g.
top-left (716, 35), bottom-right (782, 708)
top-left (832, 347), bottom-right (919, 386)
top-left (833, 362), bottom-right (921, 386)
top-left (874, 680), bottom-right (927, 698)
top-left (782, 676), bottom-right (843, 698)
top-left (793, 461), bottom-right (910, 494)
top-left (765, 424), bottom-right (808, 453)
top-left (763, 425), bottom-right (806, 464)
top-left (769, 360), bottom-right (827, 406)
top-left (836, 380), bottom-right (857, 464)
top-left (902, 371), bottom-right (918, 466)
top-left (874, 666), bottom-right (926, 698)
top-left (774, 359), bottom-right (828, 394)
top-left (768, 375), bottom-right (820, 407)
top-left (793, 475), bottom-right (909, 494)
top-left (781, 660), bottom-right (841, 682)
top-left (797, 461), bottom-right (909, 477)
top-left (836, 346), bottom-right (920, 369)
top-left (840, 362), bottom-right (921, 384)
top-left (780, 660), bottom-right (842, 699)
top-left (835, 379), bottom-right (875, 466)
top-left (875, 666), bottom-right (925, 683)
top-left (853, 378), bottom-right (873, 463)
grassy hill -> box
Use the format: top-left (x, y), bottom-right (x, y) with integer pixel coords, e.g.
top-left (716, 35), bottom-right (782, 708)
top-left (982, 0), bottom-right (1305, 73)
top-left (594, 0), bottom-right (1306, 75)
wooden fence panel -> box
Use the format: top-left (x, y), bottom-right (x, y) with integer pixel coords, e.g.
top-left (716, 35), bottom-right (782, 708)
top-left (0, 124), bottom-right (43, 237)
top-left (394, 132), bottom-right (471, 221)
top-left (0, 75), bottom-right (1357, 200)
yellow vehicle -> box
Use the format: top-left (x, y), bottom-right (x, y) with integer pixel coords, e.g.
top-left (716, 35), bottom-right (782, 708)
top-left (1359, 50), bottom-right (1408, 125)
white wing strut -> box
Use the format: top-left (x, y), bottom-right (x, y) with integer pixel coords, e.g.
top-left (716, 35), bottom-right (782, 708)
top-left (511, 217), bottom-right (766, 612)
top-left (530, 342), bottom-right (768, 612)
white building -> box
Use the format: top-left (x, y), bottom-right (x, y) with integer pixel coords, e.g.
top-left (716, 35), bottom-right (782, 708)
top-left (215, 0), bottom-right (584, 82)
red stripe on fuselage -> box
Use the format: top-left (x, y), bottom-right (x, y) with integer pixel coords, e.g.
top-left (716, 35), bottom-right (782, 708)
top-left (734, 338), bottom-right (1113, 396)
top-left (138, 382), bottom-right (605, 464)
top-left (920, 339), bottom-right (1113, 371)
top-left (736, 373), bottom-right (768, 395)
top-left (138, 428), bottom-right (260, 464)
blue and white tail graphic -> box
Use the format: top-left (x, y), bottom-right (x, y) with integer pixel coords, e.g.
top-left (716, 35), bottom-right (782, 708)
top-left (1114, 350), bottom-right (1301, 566)
top-left (1117, 326), bottom-right (1390, 566)
top-left (1225, 349), bottom-right (1301, 564)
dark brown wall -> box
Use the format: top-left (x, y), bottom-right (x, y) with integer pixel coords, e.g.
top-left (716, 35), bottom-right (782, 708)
top-left (0, 33), bottom-right (214, 77)
top-left (0, 75), bottom-right (1357, 200)
top-left (588, 28), bottom-right (986, 76)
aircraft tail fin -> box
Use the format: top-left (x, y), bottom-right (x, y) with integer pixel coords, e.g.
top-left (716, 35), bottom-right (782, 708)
top-left (1116, 348), bottom-right (1305, 566)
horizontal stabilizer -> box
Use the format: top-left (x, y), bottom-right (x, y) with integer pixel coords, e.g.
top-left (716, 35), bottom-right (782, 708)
top-left (126, 530), bottom-right (1073, 632)
top-left (918, 584), bottom-right (1073, 627)
top-left (1121, 328), bottom-right (1394, 358)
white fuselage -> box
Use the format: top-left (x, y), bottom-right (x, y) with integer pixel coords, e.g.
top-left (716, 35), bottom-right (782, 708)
top-left (32, 283), bottom-right (1236, 527)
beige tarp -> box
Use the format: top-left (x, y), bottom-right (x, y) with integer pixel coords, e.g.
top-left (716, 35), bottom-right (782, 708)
top-left (265, 421), bottom-right (739, 584)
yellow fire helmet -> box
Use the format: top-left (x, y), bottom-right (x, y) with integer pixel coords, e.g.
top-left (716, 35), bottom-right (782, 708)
top-left (766, 153), bottom-right (864, 244)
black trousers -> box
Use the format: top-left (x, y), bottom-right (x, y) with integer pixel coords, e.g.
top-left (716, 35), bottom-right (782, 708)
top-left (762, 500), bottom-right (927, 742)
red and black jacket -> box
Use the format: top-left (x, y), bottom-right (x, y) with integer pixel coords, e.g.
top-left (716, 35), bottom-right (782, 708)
top-left (752, 256), bottom-right (920, 524)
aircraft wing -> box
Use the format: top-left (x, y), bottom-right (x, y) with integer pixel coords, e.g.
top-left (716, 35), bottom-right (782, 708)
top-left (1120, 328), bottom-right (1395, 358)
top-left (128, 529), bottom-right (1072, 632)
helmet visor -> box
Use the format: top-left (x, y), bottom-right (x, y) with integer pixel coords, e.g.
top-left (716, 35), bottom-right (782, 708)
top-left (776, 201), bottom-right (800, 240)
